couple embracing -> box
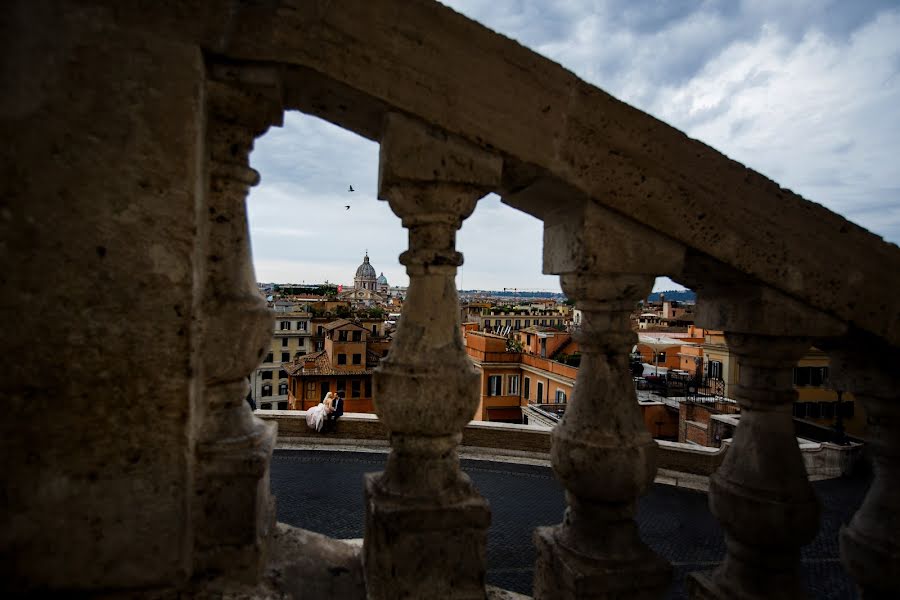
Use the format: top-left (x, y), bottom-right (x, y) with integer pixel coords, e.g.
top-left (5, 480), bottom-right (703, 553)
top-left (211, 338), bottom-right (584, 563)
top-left (306, 391), bottom-right (344, 432)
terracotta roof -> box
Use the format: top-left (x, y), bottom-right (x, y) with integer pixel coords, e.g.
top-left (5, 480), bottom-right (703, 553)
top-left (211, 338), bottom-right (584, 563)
top-left (283, 347), bottom-right (383, 377)
top-left (323, 318), bottom-right (369, 332)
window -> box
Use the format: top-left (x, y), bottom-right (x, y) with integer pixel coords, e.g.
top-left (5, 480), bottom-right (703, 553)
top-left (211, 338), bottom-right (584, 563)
top-left (505, 319), bottom-right (511, 326)
top-left (337, 380), bottom-right (346, 394)
top-left (806, 402), bottom-right (822, 418)
top-left (487, 375), bottom-right (502, 396)
top-left (317, 326), bottom-right (324, 335)
top-left (365, 379), bottom-right (372, 397)
top-left (352, 330), bottom-right (362, 342)
top-left (320, 382), bottom-right (330, 400)
top-left (555, 389), bottom-right (567, 403)
top-left (537, 382), bottom-right (544, 401)
top-left (282, 337), bottom-right (288, 348)
top-left (508, 375), bottom-right (520, 395)
top-left (351, 380), bottom-right (361, 398)
top-left (338, 353), bottom-right (347, 365)
top-left (820, 402), bottom-right (835, 419)
top-left (265, 352), bottom-right (273, 363)
top-left (316, 341), bottom-right (324, 351)
top-left (352, 353), bottom-right (362, 365)
top-left (261, 403), bottom-right (271, 410)
top-left (278, 383), bottom-right (288, 395)
top-left (524, 320), bottom-right (530, 327)
top-left (515, 320), bottom-right (520, 329)
top-left (657, 352), bottom-right (666, 363)
top-left (298, 338), bottom-right (304, 347)
top-left (372, 325), bottom-right (377, 336)
top-left (261, 370), bottom-right (273, 380)
top-left (261, 384), bottom-right (272, 397)
top-left (338, 330), bottom-right (348, 341)
top-left (707, 360), bottom-right (723, 380)
top-left (280, 321), bottom-right (290, 330)
top-left (306, 381), bottom-right (316, 400)
top-left (277, 401), bottom-right (288, 410)
top-left (524, 377), bottom-right (530, 400)
top-left (495, 319), bottom-right (502, 328)
top-left (278, 369), bottom-right (287, 379)
top-left (281, 352), bottom-right (289, 363)
top-left (296, 321), bottom-right (307, 331)
top-left (793, 366), bottom-right (829, 387)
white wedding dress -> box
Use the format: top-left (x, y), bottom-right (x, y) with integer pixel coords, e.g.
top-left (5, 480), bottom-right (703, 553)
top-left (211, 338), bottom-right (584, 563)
top-left (306, 402), bottom-right (328, 432)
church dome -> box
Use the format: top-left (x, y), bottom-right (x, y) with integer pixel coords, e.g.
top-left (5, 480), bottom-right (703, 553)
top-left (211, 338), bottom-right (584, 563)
top-left (355, 254), bottom-right (377, 280)
top-left (377, 272), bottom-right (388, 285)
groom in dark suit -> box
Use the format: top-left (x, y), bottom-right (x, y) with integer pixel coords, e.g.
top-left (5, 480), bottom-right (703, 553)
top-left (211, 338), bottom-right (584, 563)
top-left (324, 390), bottom-right (344, 433)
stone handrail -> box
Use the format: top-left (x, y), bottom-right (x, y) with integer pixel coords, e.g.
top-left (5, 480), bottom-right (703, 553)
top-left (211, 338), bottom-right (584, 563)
top-left (202, 0), bottom-right (899, 346)
top-left (9, 1), bottom-right (898, 598)
top-left (256, 411), bottom-right (735, 476)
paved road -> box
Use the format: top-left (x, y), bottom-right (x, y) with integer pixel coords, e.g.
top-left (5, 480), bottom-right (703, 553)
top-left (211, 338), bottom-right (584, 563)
top-left (270, 449), bottom-right (868, 599)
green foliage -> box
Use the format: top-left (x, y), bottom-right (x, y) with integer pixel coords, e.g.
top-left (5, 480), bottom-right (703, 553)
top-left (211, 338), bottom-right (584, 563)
top-left (506, 337), bottom-right (524, 353)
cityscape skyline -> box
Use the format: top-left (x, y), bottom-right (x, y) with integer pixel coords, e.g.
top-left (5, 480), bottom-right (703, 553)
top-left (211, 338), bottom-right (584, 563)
top-left (247, 1), bottom-right (900, 292)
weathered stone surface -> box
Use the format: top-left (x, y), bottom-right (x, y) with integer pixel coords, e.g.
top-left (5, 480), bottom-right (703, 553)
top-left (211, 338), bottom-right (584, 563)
top-left (1, 5), bottom-right (206, 591)
top-left (364, 113), bottom-right (500, 598)
top-left (192, 67), bottom-right (282, 583)
top-left (364, 473), bottom-right (490, 600)
top-left (828, 339), bottom-right (900, 598)
top-left (4, 1), bottom-right (899, 598)
top-left (533, 208), bottom-right (673, 599)
top-left (689, 292), bottom-right (847, 599)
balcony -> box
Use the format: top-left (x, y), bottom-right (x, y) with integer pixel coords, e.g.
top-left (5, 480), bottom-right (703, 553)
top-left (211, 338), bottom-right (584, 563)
top-left (6, 1), bottom-right (899, 599)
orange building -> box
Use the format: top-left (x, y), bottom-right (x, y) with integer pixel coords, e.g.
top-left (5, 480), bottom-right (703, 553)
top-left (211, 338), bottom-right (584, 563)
top-left (285, 318), bottom-right (389, 413)
top-left (464, 328), bottom-right (577, 423)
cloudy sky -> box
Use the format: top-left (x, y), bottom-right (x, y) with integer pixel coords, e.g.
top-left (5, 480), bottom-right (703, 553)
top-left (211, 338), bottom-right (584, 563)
top-left (247, 0), bottom-right (900, 293)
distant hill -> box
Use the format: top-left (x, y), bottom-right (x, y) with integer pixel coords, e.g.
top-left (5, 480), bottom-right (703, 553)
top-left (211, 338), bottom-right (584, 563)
top-left (646, 289), bottom-right (696, 302)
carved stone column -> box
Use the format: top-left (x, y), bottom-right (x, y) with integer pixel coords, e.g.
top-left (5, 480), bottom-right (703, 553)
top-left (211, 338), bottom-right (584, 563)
top-left (686, 285), bottom-right (844, 599)
top-left (193, 67), bottom-right (283, 581)
top-left (520, 192), bottom-right (683, 599)
top-left (829, 339), bottom-right (900, 598)
top-left (363, 114), bottom-right (502, 599)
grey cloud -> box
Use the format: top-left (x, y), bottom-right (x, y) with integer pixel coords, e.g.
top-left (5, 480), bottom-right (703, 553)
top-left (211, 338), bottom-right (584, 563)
top-left (248, 1), bottom-right (900, 289)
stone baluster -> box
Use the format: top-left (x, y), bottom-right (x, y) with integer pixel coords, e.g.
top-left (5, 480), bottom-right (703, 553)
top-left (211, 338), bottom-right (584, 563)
top-left (363, 113), bottom-right (502, 599)
top-left (686, 285), bottom-right (844, 599)
top-left (524, 194), bottom-right (682, 599)
top-left (193, 68), bottom-right (283, 581)
top-left (829, 339), bottom-right (900, 598)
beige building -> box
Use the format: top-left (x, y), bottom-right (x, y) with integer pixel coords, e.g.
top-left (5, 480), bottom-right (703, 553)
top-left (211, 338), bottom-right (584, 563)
top-left (252, 308), bottom-right (312, 409)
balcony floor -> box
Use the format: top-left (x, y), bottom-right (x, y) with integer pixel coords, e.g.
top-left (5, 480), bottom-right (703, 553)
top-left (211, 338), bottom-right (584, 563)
top-left (271, 449), bottom-right (868, 599)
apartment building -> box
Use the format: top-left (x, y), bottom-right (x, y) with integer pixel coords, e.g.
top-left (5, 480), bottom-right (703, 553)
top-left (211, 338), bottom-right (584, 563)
top-left (252, 309), bottom-right (312, 410)
top-left (463, 329), bottom-right (577, 423)
top-left (285, 318), bottom-right (391, 413)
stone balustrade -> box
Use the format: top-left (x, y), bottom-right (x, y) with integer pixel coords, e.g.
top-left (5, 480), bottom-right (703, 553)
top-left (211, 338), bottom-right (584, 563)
top-left (4, 1), bottom-right (898, 598)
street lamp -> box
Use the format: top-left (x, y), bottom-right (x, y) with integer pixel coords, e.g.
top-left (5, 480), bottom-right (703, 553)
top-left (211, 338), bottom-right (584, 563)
top-left (824, 369), bottom-right (848, 445)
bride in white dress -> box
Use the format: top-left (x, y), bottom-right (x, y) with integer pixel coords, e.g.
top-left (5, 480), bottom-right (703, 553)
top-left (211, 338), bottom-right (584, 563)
top-left (306, 392), bottom-right (334, 432)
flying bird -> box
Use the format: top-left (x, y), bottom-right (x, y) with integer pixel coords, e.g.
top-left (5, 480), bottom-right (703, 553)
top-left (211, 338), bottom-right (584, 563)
top-left (345, 205), bottom-right (351, 210)
top-left (348, 185), bottom-right (354, 192)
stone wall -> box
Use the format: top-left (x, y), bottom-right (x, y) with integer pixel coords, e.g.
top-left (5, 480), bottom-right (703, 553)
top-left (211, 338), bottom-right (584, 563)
top-left (1, 4), bottom-right (207, 590)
